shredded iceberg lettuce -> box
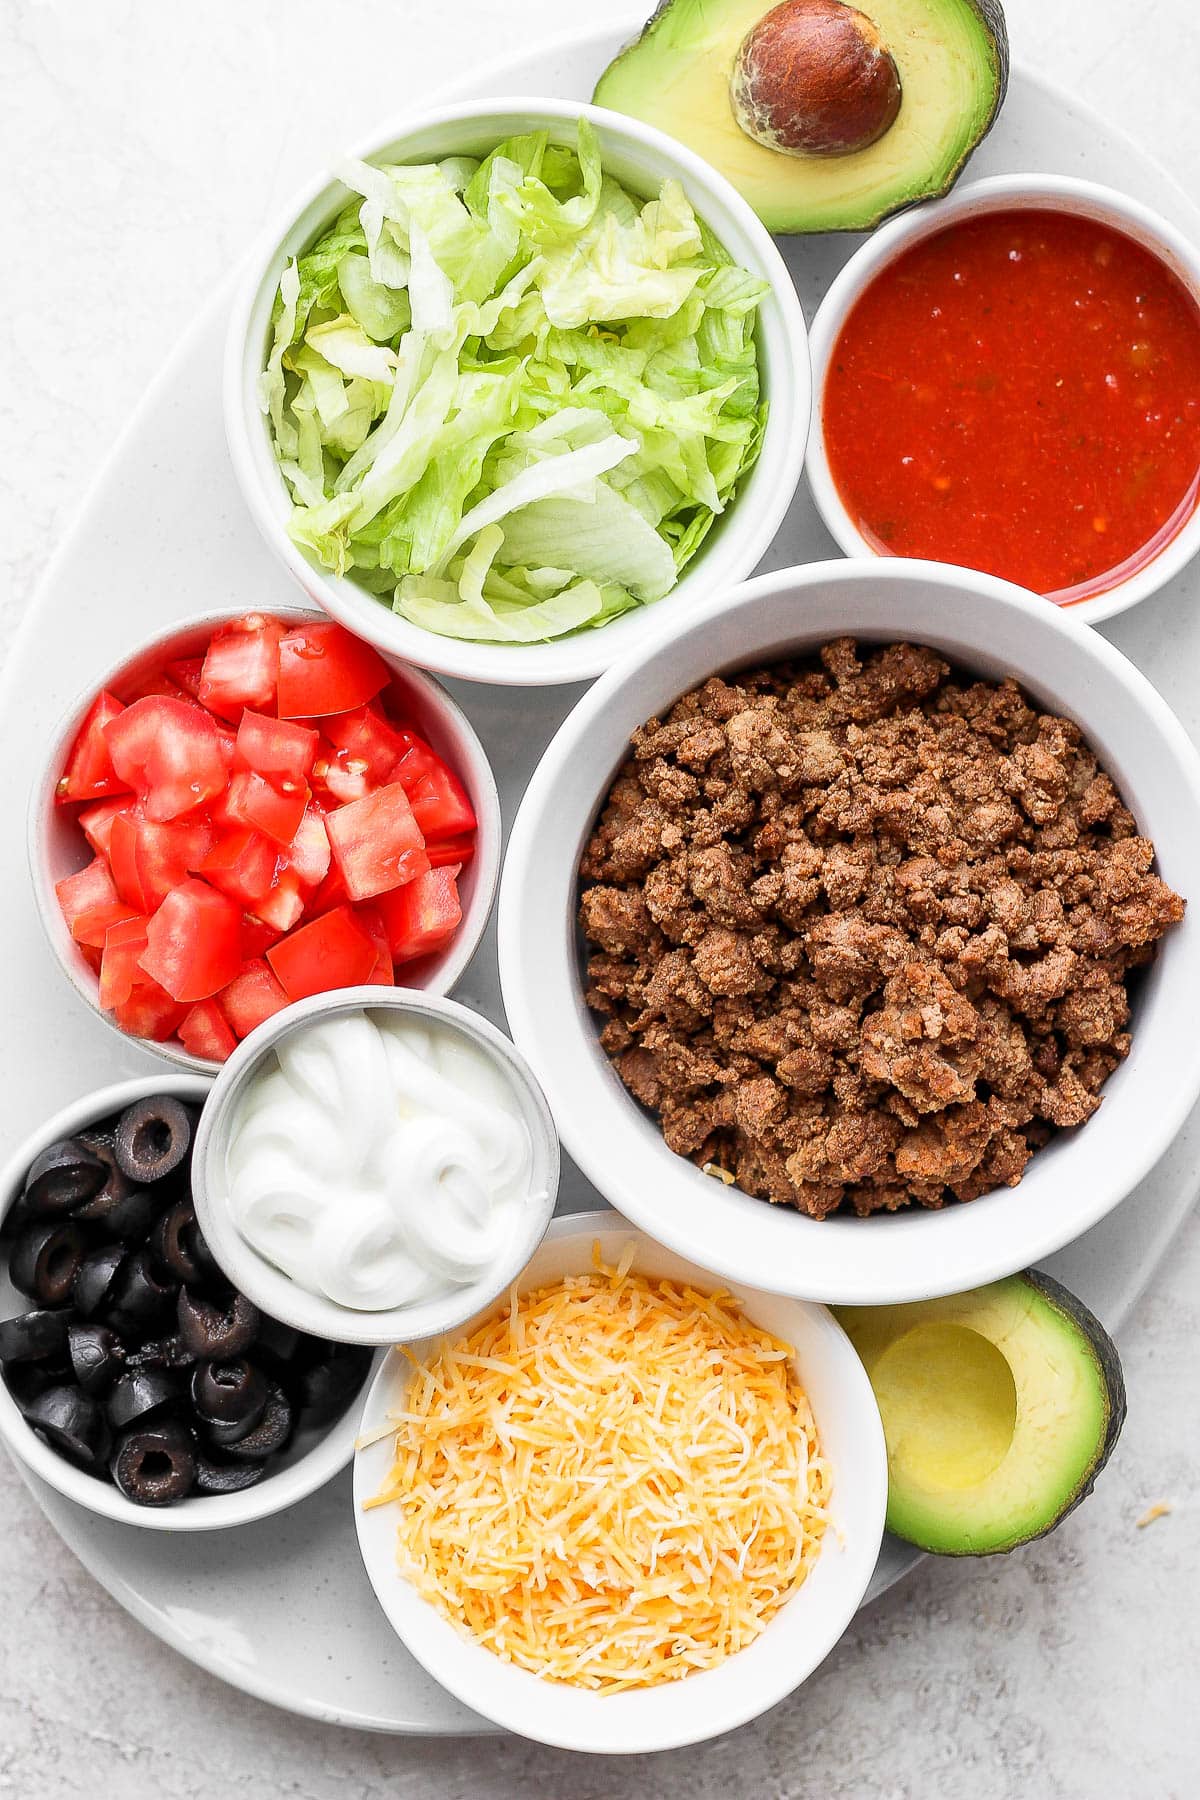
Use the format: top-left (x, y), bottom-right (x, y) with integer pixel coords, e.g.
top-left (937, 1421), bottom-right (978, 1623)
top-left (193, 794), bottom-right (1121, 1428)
top-left (261, 122), bottom-right (768, 645)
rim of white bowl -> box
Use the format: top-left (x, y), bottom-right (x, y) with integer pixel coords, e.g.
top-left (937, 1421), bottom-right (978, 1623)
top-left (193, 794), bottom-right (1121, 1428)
top-left (223, 94), bottom-right (810, 687)
top-left (28, 605), bottom-right (502, 1074)
top-left (351, 1209), bottom-right (887, 1753)
top-left (0, 1073), bottom-right (382, 1529)
top-left (190, 986), bottom-right (561, 1345)
top-left (496, 557), bottom-right (1200, 1305)
top-left (805, 173), bottom-right (1200, 627)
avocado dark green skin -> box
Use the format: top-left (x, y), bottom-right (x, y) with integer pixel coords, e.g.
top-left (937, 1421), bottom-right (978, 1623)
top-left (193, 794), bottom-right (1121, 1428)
top-left (925, 1270), bottom-right (1127, 1558)
top-left (1016, 1268), bottom-right (1127, 1531)
top-left (593, 0), bottom-right (1012, 234)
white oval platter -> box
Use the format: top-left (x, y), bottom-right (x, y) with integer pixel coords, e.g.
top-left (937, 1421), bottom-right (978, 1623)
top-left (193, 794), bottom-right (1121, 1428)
top-left (2, 18), bottom-right (1199, 1737)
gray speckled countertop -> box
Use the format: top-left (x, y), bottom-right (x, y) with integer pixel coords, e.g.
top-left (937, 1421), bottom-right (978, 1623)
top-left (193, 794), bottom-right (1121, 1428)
top-left (1, 2), bottom-right (1197, 1793)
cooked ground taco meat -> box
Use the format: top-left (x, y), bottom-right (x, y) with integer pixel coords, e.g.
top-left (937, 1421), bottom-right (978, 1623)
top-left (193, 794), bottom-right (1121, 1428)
top-left (578, 639), bottom-right (1185, 1218)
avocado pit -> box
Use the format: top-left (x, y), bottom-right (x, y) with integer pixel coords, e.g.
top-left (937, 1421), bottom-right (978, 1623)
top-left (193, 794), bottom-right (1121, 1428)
top-left (730, 0), bottom-right (902, 158)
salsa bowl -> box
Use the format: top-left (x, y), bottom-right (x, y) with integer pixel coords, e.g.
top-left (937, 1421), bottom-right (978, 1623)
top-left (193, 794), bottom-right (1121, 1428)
top-left (805, 174), bottom-right (1200, 626)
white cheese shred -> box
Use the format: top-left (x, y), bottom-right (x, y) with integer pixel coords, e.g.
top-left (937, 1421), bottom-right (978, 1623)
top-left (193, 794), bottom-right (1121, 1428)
top-left (367, 1248), bottom-right (832, 1690)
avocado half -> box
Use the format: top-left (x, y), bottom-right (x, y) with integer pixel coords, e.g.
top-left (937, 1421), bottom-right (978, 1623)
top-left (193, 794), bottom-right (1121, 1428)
top-left (835, 1272), bottom-right (1126, 1555)
top-left (593, 0), bottom-right (1010, 233)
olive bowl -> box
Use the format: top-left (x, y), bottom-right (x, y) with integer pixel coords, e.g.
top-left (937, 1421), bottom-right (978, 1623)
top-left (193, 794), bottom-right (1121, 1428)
top-left (0, 1075), bottom-right (383, 1530)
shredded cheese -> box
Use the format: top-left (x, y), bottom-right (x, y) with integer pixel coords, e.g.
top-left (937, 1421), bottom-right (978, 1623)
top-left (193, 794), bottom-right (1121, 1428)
top-left (369, 1249), bottom-right (831, 1690)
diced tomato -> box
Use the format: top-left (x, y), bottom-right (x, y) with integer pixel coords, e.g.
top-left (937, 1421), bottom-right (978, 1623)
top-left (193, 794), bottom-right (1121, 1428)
top-left (77, 796), bottom-right (127, 860)
top-left (138, 878), bottom-right (244, 1002)
top-left (108, 808), bottom-right (217, 914)
top-left (353, 906), bottom-right (394, 985)
top-left (56, 693), bottom-right (131, 805)
top-left (219, 958), bottom-right (289, 1039)
top-left (311, 752), bottom-right (372, 806)
top-left (408, 767), bottom-right (476, 842)
top-left (79, 944), bottom-right (103, 974)
top-left (225, 769), bottom-right (309, 845)
top-left (236, 710), bottom-right (319, 786)
top-left (425, 833), bottom-right (475, 869)
top-left (389, 730), bottom-right (440, 790)
top-left (215, 724), bottom-right (238, 770)
top-left (178, 999), bottom-right (237, 1063)
top-left (198, 614), bottom-right (286, 719)
top-left (199, 830), bottom-right (279, 910)
top-left (104, 696), bottom-right (228, 822)
top-left (288, 806), bottom-right (331, 889)
top-left (391, 733), bottom-right (476, 840)
top-left (240, 915), bottom-right (284, 960)
top-left (307, 862), bottom-right (348, 914)
top-left (319, 704), bottom-right (406, 785)
top-left (98, 915), bottom-right (150, 1010)
top-left (276, 622), bottom-right (389, 718)
top-left (55, 857), bottom-right (138, 948)
top-left (250, 869), bottom-right (305, 933)
top-left (377, 867), bottom-right (462, 964)
top-left (112, 979), bottom-right (187, 1043)
top-left (123, 668), bottom-right (188, 702)
top-left (166, 658), bottom-right (204, 699)
top-left (266, 906), bottom-right (377, 1001)
top-left (325, 783), bottom-right (430, 901)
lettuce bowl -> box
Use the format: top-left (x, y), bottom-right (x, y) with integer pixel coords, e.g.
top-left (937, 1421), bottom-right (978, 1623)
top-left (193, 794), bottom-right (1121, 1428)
top-left (225, 98), bottom-right (808, 687)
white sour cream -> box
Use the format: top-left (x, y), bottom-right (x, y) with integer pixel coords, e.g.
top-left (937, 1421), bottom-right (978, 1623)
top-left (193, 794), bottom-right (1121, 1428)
top-left (223, 1010), bottom-right (535, 1311)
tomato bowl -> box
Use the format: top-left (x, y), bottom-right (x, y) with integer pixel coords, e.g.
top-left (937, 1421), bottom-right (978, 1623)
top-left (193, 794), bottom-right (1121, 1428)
top-left (30, 607), bottom-right (501, 1074)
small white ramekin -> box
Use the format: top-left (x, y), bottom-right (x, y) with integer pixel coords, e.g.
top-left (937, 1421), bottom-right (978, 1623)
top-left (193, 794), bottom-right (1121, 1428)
top-left (0, 1074), bottom-right (382, 1530)
top-left (224, 96), bottom-right (810, 687)
top-left (806, 174), bottom-right (1200, 626)
top-left (190, 987), bottom-right (560, 1346)
top-left (353, 1210), bottom-right (886, 1754)
top-left (30, 605), bottom-right (502, 1073)
top-left (497, 558), bottom-right (1200, 1306)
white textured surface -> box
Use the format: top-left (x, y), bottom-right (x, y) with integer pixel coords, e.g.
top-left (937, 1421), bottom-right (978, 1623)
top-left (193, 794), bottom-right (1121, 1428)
top-left (1, 0), bottom-right (1198, 1792)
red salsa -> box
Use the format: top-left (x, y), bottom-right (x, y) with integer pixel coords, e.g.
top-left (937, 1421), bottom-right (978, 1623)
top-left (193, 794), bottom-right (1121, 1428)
top-left (823, 209), bottom-right (1200, 601)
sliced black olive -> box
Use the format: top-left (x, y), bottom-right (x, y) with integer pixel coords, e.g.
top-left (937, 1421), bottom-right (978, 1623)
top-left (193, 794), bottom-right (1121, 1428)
top-left (177, 1288), bottom-right (259, 1359)
top-left (67, 1322), bottom-right (126, 1396)
top-left (0, 1309), bottom-right (71, 1364)
top-left (296, 1345), bottom-right (373, 1427)
top-left (107, 1367), bottom-right (181, 1430)
top-left (9, 1219), bottom-right (88, 1306)
top-left (111, 1419), bottom-right (196, 1505)
top-left (71, 1133), bottom-right (131, 1223)
top-left (150, 1200), bottom-right (203, 1285)
top-left (22, 1139), bottom-right (107, 1217)
top-left (24, 1383), bottom-right (108, 1470)
top-left (125, 1334), bottom-right (195, 1372)
top-left (191, 1357), bottom-right (267, 1425)
top-left (72, 1244), bottom-right (126, 1318)
top-left (113, 1096), bottom-right (192, 1185)
top-left (3, 1361), bottom-right (57, 1413)
top-left (255, 1316), bottom-right (303, 1385)
top-left (192, 1453), bottom-right (266, 1495)
top-left (107, 1247), bottom-right (177, 1334)
top-left (105, 1189), bottom-right (159, 1245)
top-left (223, 1383), bottom-right (292, 1460)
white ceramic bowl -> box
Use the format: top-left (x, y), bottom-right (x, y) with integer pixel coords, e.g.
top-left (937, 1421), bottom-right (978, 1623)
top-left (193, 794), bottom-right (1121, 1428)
top-left (30, 605), bottom-right (502, 1074)
top-left (0, 1075), bottom-right (381, 1530)
top-left (224, 96), bottom-right (810, 687)
top-left (806, 174), bottom-right (1200, 626)
top-left (191, 987), bottom-right (560, 1346)
top-left (353, 1210), bottom-right (886, 1753)
top-left (497, 558), bottom-right (1200, 1305)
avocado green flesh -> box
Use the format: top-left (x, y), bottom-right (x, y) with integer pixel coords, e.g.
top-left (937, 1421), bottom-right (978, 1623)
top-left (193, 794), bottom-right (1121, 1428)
top-left (593, 0), bottom-right (1009, 233)
top-left (835, 1275), bottom-right (1124, 1555)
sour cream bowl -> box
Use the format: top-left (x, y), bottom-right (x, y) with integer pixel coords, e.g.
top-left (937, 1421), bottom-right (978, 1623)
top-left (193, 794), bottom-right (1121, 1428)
top-left (191, 988), bottom-right (560, 1345)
